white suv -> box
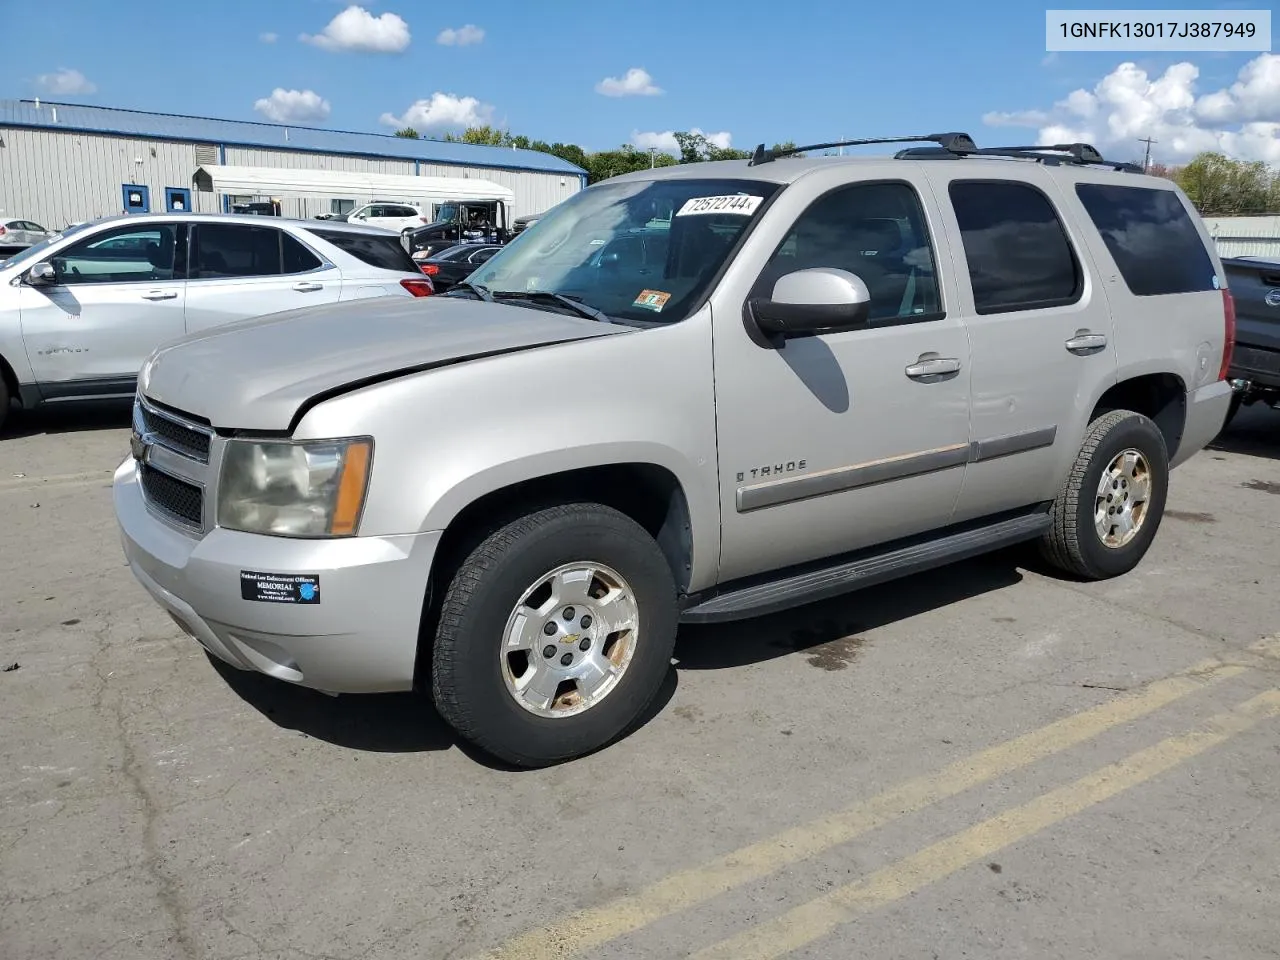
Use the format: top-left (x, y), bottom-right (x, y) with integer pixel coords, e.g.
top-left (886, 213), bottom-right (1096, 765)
top-left (0, 213), bottom-right (433, 431)
top-left (345, 202), bottom-right (430, 235)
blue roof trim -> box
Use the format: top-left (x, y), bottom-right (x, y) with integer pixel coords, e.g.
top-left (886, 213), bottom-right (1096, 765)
top-left (0, 99), bottom-right (588, 176)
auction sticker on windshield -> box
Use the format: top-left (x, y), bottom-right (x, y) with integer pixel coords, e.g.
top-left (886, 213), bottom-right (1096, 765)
top-left (676, 195), bottom-right (763, 216)
top-left (633, 289), bottom-right (671, 312)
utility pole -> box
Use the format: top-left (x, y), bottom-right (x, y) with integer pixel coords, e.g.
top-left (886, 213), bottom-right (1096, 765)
top-left (1138, 136), bottom-right (1157, 173)
top-left (649, 146), bottom-right (656, 168)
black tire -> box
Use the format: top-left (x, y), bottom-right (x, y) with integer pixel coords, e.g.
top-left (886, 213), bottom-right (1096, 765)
top-left (431, 503), bottom-right (678, 767)
top-left (1038, 410), bottom-right (1169, 580)
top-left (0, 376), bottom-right (10, 434)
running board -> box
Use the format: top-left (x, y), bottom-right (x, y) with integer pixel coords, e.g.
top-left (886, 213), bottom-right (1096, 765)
top-left (679, 511), bottom-right (1051, 624)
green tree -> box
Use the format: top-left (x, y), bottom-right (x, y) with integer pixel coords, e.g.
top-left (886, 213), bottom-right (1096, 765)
top-left (1176, 152), bottom-right (1276, 215)
top-left (394, 126), bottom-right (420, 139)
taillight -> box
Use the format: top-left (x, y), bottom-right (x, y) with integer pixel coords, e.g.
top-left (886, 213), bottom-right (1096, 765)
top-left (420, 216), bottom-right (429, 223)
top-left (0, 226), bottom-right (7, 236)
top-left (420, 263), bottom-right (440, 275)
top-left (1219, 288), bottom-right (1236, 381)
top-left (400, 278), bottom-right (433, 297)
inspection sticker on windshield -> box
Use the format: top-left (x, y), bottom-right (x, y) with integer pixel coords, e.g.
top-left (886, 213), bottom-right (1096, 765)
top-left (676, 194), bottom-right (763, 217)
top-left (240, 570), bottom-right (321, 604)
top-left (633, 289), bottom-right (671, 312)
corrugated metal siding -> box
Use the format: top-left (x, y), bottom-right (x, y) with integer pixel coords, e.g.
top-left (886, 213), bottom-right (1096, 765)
top-left (0, 127), bottom-right (220, 228)
top-left (1204, 216), bottom-right (1280, 260)
top-left (0, 98), bottom-right (586, 176)
top-left (0, 128), bottom-right (582, 226)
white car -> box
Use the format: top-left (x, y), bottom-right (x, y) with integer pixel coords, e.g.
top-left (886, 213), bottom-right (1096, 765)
top-left (345, 201), bottom-right (431, 235)
top-left (0, 213), bottom-right (434, 431)
top-left (0, 218), bottom-right (55, 249)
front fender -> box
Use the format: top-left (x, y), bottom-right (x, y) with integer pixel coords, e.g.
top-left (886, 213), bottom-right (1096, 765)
top-left (295, 312), bottom-right (722, 591)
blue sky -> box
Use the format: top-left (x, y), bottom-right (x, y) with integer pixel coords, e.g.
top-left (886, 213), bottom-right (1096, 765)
top-left (4, 0), bottom-right (1276, 165)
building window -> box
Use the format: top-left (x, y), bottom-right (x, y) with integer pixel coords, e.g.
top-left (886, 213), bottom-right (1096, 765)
top-left (165, 187), bottom-right (191, 213)
top-left (121, 184), bottom-right (151, 214)
top-left (330, 199), bottom-right (356, 216)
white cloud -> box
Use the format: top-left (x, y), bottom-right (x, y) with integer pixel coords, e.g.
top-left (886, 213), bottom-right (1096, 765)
top-left (631, 128), bottom-right (733, 153)
top-left (437, 24), bottom-right (484, 46)
top-left (379, 93), bottom-right (495, 133)
top-left (596, 67), bottom-right (663, 97)
top-left (35, 68), bottom-right (96, 95)
top-left (983, 53), bottom-right (1280, 166)
top-left (259, 32), bottom-right (278, 44)
top-left (301, 5), bottom-right (410, 53)
top-left (254, 88), bottom-right (332, 124)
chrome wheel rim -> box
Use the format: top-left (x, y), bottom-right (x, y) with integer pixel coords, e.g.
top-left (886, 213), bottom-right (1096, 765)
top-left (1094, 448), bottom-right (1152, 548)
top-left (500, 562), bottom-right (640, 719)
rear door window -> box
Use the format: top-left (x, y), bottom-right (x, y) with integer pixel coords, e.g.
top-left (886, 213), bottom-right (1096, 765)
top-left (191, 223), bottom-right (283, 279)
top-left (312, 230), bottom-right (419, 273)
top-left (1075, 183), bottom-right (1217, 296)
top-left (948, 180), bottom-right (1082, 314)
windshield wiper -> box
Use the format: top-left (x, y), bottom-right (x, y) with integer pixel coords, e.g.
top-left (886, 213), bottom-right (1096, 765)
top-left (492, 290), bottom-right (612, 324)
top-left (447, 281), bottom-right (494, 302)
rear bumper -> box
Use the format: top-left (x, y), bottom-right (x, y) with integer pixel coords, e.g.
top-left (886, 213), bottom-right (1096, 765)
top-left (114, 457), bottom-right (441, 693)
top-left (1172, 379), bottom-right (1233, 469)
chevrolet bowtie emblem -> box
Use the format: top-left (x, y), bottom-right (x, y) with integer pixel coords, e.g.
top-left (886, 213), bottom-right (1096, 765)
top-left (561, 633), bottom-right (580, 645)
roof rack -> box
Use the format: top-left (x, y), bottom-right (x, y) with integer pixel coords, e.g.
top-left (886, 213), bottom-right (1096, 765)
top-left (894, 141), bottom-right (1142, 173)
top-left (748, 132), bottom-right (976, 166)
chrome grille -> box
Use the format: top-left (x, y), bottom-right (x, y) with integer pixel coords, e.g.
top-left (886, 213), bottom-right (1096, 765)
top-left (139, 402), bottom-right (211, 462)
top-left (139, 464), bottom-right (203, 528)
top-left (133, 398), bottom-right (214, 534)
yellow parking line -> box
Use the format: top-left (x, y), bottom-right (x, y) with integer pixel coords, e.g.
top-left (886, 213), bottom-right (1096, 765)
top-left (472, 643), bottom-right (1276, 960)
top-left (692, 687), bottom-right (1280, 960)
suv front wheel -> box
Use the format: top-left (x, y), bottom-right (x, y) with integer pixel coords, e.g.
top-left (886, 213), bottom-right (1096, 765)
top-left (1039, 410), bottom-right (1170, 580)
top-left (430, 503), bottom-right (679, 767)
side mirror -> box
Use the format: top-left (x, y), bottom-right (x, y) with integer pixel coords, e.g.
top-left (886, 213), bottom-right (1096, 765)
top-left (746, 268), bottom-right (871, 346)
top-left (25, 262), bottom-right (56, 286)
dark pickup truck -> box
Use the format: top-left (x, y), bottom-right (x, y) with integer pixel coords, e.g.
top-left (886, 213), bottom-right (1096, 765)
top-left (1223, 256), bottom-right (1280, 424)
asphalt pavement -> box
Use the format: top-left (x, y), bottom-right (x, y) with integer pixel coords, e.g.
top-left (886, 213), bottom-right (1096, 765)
top-left (1, 400), bottom-right (1278, 960)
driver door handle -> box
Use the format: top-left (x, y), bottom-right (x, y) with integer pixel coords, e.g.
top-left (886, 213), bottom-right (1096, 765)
top-left (1065, 332), bottom-right (1107, 354)
top-left (905, 356), bottom-right (962, 380)
top-left (293, 282), bottom-right (324, 292)
top-left (141, 290), bottom-right (177, 301)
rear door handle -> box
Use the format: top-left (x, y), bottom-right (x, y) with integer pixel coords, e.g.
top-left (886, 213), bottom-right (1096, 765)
top-left (141, 290), bottom-right (177, 301)
top-left (293, 282), bottom-right (324, 292)
top-left (905, 356), bottom-right (962, 380)
top-left (1065, 332), bottom-right (1107, 354)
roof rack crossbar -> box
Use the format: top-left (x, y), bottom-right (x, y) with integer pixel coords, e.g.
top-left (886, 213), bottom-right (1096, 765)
top-left (749, 132), bottom-right (976, 166)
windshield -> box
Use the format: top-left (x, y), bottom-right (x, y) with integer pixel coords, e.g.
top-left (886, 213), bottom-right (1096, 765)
top-left (434, 203), bottom-right (459, 223)
top-left (466, 177), bottom-right (781, 324)
top-left (1, 222), bottom-right (92, 271)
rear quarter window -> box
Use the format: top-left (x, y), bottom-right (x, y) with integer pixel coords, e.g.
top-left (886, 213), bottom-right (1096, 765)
top-left (312, 230), bottom-right (418, 273)
top-left (1074, 183), bottom-right (1217, 296)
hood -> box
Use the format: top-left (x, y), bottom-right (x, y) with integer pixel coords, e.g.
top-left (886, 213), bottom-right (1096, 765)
top-left (140, 295), bottom-right (627, 431)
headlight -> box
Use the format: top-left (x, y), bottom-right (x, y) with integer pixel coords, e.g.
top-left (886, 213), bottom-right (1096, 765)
top-left (217, 438), bottom-right (373, 537)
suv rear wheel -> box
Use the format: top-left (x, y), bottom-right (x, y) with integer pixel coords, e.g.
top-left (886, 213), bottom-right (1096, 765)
top-left (1039, 410), bottom-right (1169, 580)
top-left (430, 503), bottom-right (678, 767)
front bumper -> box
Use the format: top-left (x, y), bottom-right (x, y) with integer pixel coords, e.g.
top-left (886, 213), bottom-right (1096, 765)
top-left (114, 457), bottom-right (441, 693)
top-left (1171, 379), bottom-right (1233, 469)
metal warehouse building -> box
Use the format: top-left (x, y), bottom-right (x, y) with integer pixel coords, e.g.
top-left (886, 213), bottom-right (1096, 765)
top-left (1203, 216), bottom-right (1280, 260)
top-left (0, 99), bottom-right (587, 229)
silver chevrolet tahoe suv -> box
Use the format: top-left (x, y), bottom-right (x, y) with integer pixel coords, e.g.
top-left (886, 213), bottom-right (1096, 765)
top-left (113, 134), bottom-right (1237, 767)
